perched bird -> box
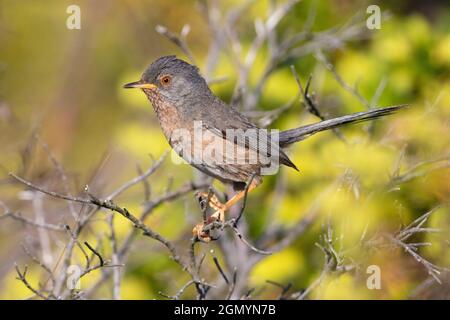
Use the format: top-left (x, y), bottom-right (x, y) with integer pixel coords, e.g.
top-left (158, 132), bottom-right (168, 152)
top-left (124, 55), bottom-right (405, 241)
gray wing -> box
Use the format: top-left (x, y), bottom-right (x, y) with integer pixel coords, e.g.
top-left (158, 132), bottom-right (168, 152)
top-left (201, 99), bottom-right (298, 171)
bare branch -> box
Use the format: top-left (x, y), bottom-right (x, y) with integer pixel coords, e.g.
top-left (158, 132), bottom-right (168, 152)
top-left (0, 209), bottom-right (65, 231)
top-left (84, 241), bottom-right (104, 266)
top-left (315, 50), bottom-right (370, 108)
top-left (20, 244), bottom-right (55, 285)
top-left (211, 249), bottom-right (229, 284)
top-left (80, 264), bottom-right (124, 279)
top-left (226, 267), bottom-right (237, 300)
top-left (106, 151), bottom-right (168, 200)
top-left (15, 264), bottom-right (49, 300)
top-left (390, 157), bottom-right (450, 186)
top-left (155, 25), bottom-right (196, 65)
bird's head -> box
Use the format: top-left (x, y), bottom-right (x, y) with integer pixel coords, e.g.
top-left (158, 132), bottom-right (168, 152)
top-left (124, 56), bottom-right (212, 109)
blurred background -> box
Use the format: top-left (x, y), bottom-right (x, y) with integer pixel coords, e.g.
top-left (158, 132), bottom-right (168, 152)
top-left (0, 0), bottom-right (449, 299)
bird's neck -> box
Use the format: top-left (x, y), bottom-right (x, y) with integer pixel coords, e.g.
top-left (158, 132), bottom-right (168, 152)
top-left (143, 87), bottom-right (217, 123)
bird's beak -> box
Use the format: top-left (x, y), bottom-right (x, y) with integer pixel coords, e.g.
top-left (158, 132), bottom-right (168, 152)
top-left (123, 80), bottom-right (157, 90)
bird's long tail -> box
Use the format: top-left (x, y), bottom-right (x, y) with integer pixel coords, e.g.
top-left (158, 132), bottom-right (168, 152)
top-left (279, 104), bottom-right (408, 147)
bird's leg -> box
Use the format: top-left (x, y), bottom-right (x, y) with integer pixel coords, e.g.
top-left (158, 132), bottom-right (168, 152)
top-left (195, 191), bottom-right (224, 212)
top-left (193, 180), bottom-right (259, 242)
top-left (196, 181), bottom-right (259, 221)
top-left (193, 191), bottom-right (224, 242)
top-left (210, 182), bottom-right (258, 222)
top-left (212, 182), bottom-right (258, 218)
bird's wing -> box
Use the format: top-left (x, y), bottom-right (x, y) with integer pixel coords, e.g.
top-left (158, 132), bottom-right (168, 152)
top-left (200, 102), bottom-right (298, 171)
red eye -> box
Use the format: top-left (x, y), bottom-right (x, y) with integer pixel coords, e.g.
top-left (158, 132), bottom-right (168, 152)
top-left (160, 75), bottom-right (172, 85)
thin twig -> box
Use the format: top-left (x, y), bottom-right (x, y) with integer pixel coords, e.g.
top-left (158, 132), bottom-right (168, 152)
top-left (84, 241), bottom-right (104, 266)
top-left (0, 210), bottom-right (65, 231)
top-left (15, 264), bottom-right (49, 300)
top-left (20, 244), bottom-right (55, 285)
top-left (106, 151), bottom-right (168, 200)
top-left (155, 25), bottom-right (196, 65)
top-left (80, 264), bottom-right (124, 278)
top-left (226, 267), bottom-right (237, 300)
top-left (315, 50), bottom-right (370, 108)
top-left (211, 250), bottom-right (229, 284)
top-left (266, 280), bottom-right (292, 299)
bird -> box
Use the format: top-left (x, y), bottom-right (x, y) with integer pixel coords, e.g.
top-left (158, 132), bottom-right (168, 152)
top-left (124, 55), bottom-right (406, 241)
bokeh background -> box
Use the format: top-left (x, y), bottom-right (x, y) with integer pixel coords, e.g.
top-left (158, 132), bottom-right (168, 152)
top-left (0, 0), bottom-right (449, 299)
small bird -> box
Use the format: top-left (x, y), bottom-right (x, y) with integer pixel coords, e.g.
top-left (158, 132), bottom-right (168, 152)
top-left (124, 55), bottom-right (405, 241)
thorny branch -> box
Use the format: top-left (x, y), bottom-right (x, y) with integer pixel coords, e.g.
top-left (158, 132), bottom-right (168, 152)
top-left (383, 206), bottom-right (448, 284)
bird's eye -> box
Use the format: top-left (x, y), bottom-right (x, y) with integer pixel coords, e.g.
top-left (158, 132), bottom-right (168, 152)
top-left (160, 75), bottom-right (172, 86)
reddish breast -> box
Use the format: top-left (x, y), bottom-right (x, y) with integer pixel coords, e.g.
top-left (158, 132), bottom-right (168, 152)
top-left (144, 90), bottom-right (182, 139)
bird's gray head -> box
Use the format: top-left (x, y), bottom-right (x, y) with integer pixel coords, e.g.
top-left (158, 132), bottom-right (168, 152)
top-left (124, 56), bottom-right (212, 109)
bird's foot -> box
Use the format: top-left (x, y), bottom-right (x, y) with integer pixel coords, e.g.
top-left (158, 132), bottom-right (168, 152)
top-left (192, 222), bottom-right (211, 242)
top-left (193, 192), bottom-right (228, 242)
top-left (192, 214), bottom-right (224, 242)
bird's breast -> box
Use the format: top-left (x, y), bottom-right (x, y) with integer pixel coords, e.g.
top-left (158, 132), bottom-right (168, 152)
top-left (146, 94), bottom-right (183, 140)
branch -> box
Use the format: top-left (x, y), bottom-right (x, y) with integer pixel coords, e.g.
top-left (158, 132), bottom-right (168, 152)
top-left (84, 241), bottom-right (104, 266)
top-left (201, 219), bottom-right (272, 255)
top-left (0, 210), bottom-right (65, 231)
top-left (315, 50), bottom-right (370, 108)
top-left (226, 267), bottom-right (237, 300)
top-left (15, 264), bottom-right (49, 300)
top-left (266, 280), bottom-right (292, 300)
top-left (211, 249), bottom-right (229, 284)
top-left (290, 65), bottom-right (345, 141)
top-left (384, 207), bottom-right (447, 284)
top-left (20, 244), bottom-right (55, 285)
top-left (80, 264), bottom-right (124, 279)
top-left (390, 157), bottom-right (450, 186)
top-left (159, 280), bottom-right (195, 300)
top-left (9, 172), bottom-right (218, 298)
top-left (106, 151), bottom-right (168, 200)
top-left (155, 25), bottom-right (196, 65)
top-left (10, 173), bottom-right (186, 270)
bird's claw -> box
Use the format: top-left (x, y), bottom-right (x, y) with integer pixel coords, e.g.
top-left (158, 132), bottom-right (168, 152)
top-left (193, 222), bottom-right (212, 242)
top-left (192, 218), bottom-right (221, 243)
top-left (192, 209), bottom-right (226, 242)
top-left (193, 191), bottom-right (228, 242)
